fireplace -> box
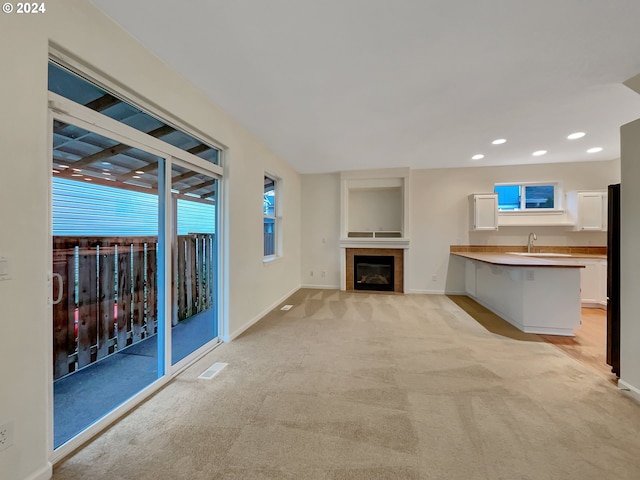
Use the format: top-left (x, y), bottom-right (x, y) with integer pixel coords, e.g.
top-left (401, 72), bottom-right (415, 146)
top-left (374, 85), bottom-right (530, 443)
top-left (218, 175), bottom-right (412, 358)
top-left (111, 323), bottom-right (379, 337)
top-left (345, 248), bottom-right (404, 293)
top-left (354, 255), bottom-right (394, 291)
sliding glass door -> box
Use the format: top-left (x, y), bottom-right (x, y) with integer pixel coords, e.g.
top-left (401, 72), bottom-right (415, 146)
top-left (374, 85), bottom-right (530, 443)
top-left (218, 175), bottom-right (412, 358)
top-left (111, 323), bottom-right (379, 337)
top-left (52, 120), bottom-right (166, 448)
top-left (170, 163), bottom-right (218, 366)
top-left (50, 118), bottom-right (222, 450)
top-left (49, 61), bottom-right (223, 453)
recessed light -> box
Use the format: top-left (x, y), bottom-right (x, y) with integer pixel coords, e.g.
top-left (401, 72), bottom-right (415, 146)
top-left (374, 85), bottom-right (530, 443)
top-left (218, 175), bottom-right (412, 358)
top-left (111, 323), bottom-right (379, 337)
top-left (492, 139), bottom-right (506, 145)
top-left (135, 170), bottom-right (145, 174)
top-left (532, 150), bottom-right (547, 156)
top-left (101, 161), bottom-right (111, 166)
top-left (72, 168), bottom-right (82, 172)
top-left (84, 177), bottom-right (93, 181)
top-left (71, 174), bottom-right (82, 177)
top-left (471, 154), bottom-right (484, 160)
top-left (587, 147), bottom-right (603, 153)
top-left (102, 172), bottom-right (111, 176)
top-left (567, 132), bottom-right (585, 140)
top-left (132, 175), bottom-right (141, 179)
top-left (52, 169), bottom-right (60, 174)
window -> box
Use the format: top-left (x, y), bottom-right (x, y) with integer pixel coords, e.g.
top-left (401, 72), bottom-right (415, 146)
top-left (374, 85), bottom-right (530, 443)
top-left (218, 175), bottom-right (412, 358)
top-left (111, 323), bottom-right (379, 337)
top-left (494, 182), bottom-right (560, 211)
top-left (264, 174), bottom-right (279, 258)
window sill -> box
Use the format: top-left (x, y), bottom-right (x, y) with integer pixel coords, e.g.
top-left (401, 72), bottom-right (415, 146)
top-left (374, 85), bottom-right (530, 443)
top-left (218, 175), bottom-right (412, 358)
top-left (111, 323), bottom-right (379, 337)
top-left (498, 209), bottom-right (565, 215)
top-left (263, 256), bottom-right (283, 266)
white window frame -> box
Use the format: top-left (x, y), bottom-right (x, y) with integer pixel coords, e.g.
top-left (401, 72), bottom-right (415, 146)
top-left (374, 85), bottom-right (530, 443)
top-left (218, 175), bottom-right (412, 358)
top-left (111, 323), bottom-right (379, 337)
top-left (494, 181), bottom-right (563, 214)
top-left (263, 173), bottom-right (282, 262)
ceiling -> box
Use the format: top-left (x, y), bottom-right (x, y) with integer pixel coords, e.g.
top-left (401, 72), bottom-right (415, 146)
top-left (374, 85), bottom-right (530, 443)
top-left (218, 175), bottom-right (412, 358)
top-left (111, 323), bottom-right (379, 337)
top-left (89, 0), bottom-right (640, 174)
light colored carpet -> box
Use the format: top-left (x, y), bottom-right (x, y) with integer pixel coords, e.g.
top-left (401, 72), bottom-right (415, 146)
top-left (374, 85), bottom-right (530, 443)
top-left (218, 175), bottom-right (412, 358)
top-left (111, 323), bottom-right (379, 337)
top-left (53, 289), bottom-right (640, 479)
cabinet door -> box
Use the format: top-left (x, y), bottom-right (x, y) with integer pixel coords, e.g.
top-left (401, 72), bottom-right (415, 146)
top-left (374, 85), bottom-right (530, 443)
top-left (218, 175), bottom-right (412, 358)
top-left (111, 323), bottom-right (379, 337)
top-left (580, 261), bottom-right (599, 304)
top-left (578, 192), bottom-right (605, 230)
top-left (472, 194), bottom-right (498, 231)
top-left (601, 192), bottom-right (608, 232)
top-left (596, 260), bottom-right (607, 306)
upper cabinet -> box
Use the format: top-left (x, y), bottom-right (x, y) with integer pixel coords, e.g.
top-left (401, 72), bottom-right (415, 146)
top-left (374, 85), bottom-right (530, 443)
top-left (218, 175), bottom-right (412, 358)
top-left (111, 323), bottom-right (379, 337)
top-left (566, 191), bottom-right (608, 231)
top-left (469, 193), bottom-right (498, 231)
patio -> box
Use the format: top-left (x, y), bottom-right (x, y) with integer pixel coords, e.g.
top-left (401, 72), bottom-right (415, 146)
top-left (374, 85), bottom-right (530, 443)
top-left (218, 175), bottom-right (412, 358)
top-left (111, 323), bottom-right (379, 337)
top-left (54, 307), bottom-right (216, 448)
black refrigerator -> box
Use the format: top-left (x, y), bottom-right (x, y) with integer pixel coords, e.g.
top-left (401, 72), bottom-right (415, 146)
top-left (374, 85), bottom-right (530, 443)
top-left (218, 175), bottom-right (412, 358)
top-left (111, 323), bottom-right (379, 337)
top-left (607, 183), bottom-right (621, 377)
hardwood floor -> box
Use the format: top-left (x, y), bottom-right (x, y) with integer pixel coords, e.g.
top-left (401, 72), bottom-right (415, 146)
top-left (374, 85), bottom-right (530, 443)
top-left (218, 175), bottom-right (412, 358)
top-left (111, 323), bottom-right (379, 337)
top-left (447, 296), bottom-right (617, 384)
top-left (540, 308), bottom-right (618, 384)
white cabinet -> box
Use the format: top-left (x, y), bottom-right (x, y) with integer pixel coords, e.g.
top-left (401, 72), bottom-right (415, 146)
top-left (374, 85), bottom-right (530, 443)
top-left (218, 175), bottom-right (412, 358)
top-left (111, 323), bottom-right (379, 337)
top-left (580, 261), bottom-right (599, 306)
top-left (469, 193), bottom-right (498, 231)
top-left (580, 259), bottom-right (607, 308)
top-left (566, 191), bottom-right (608, 231)
top-left (565, 257), bottom-right (607, 308)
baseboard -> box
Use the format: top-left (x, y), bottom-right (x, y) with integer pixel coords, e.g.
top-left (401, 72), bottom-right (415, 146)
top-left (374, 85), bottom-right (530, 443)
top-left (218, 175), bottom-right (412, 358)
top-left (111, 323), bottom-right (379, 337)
top-left (300, 284), bottom-right (340, 289)
top-left (223, 285), bottom-right (299, 341)
top-left (618, 379), bottom-right (640, 404)
top-left (581, 301), bottom-right (607, 310)
top-left (25, 462), bottom-right (52, 480)
top-left (444, 290), bottom-right (467, 295)
top-left (406, 289), bottom-right (467, 295)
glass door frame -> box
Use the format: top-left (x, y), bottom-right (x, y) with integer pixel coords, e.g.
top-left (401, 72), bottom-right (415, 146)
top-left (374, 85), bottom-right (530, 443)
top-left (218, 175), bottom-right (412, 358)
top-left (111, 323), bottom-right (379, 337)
top-left (170, 157), bottom-right (221, 373)
top-left (47, 93), bottom-right (224, 461)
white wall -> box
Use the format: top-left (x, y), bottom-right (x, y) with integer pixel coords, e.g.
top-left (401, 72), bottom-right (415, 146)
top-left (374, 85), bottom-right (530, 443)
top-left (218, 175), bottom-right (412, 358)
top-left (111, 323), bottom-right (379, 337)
top-left (0, 2), bottom-right (300, 479)
top-left (348, 188), bottom-right (402, 232)
top-left (620, 118), bottom-right (640, 399)
top-left (300, 174), bottom-right (341, 288)
top-left (300, 159), bottom-right (620, 295)
top-left (410, 160), bottom-right (619, 293)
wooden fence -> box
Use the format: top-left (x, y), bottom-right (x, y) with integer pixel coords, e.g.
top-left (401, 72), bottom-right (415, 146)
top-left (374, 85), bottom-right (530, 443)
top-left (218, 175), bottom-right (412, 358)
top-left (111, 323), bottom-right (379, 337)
top-left (52, 234), bottom-right (215, 380)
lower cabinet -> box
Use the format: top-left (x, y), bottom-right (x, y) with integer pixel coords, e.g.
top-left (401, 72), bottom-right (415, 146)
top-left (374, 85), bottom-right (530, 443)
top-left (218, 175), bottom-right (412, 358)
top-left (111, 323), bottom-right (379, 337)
top-left (578, 259), bottom-right (607, 309)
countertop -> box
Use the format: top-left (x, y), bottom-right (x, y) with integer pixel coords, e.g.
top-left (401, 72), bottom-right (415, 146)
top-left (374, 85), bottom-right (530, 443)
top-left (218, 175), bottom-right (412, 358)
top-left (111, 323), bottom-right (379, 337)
top-left (451, 251), bottom-right (587, 268)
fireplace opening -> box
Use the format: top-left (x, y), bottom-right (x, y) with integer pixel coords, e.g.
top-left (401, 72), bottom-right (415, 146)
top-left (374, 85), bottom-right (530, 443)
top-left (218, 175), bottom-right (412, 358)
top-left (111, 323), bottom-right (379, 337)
top-left (354, 255), bottom-right (394, 291)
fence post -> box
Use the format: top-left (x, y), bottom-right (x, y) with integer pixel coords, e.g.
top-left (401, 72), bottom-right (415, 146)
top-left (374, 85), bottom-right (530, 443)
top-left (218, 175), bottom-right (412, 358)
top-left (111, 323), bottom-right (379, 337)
top-left (98, 241), bottom-right (116, 360)
top-left (117, 243), bottom-right (132, 350)
top-left (77, 239), bottom-right (98, 368)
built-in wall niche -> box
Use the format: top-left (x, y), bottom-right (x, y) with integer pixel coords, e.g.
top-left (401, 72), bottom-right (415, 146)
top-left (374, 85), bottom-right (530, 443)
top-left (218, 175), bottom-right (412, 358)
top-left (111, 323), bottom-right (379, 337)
top-left (340, 168), bottom-right (410, 242)
top-left (348, 186), bottom-right (402, 237)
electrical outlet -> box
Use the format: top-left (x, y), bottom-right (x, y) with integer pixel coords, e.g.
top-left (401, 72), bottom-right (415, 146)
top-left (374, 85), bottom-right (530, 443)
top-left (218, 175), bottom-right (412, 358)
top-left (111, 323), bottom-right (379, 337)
top-left (310, 271), bottom-right (314, 277)
top-left (0, 421), bottom-right (14, 452)
top-left (321, 271), bottom-right (326, 278)
top-left (432, 274), bottom-right (437, 282)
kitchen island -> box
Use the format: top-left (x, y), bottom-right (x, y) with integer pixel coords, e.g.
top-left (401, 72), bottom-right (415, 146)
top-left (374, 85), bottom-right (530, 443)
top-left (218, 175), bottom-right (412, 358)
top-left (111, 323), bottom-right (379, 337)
top-left (452, 251), bottom-right (584, 336)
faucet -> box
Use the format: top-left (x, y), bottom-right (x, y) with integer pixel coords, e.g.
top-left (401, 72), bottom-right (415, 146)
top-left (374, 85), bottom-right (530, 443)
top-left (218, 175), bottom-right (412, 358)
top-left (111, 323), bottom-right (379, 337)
top-left (527, 232), bottom-right (537, 253)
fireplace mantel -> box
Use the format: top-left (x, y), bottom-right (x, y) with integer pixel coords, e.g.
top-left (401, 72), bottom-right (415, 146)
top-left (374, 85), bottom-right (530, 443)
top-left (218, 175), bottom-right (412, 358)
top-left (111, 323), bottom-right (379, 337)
top-left (339, 238), bottom-right (410, 249)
